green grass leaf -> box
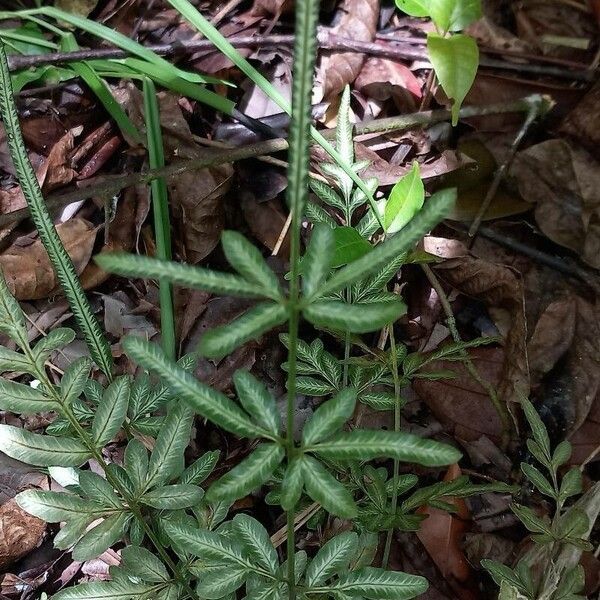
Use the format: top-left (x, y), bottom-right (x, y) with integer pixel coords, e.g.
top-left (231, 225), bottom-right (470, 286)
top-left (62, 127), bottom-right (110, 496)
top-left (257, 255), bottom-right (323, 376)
top-left (302, 388), bottom-right (357, 445)
top-left (427, 34), bottom-right (478, 125)
top-left (384, 162), bottom-right (424, 234)
top-left (306, 531), bottom-right (358, 586)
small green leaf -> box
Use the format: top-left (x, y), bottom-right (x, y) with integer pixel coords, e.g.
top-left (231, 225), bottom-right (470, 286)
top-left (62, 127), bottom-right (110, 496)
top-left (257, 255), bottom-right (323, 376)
top-left (303, 299), bottom-right (407, 333)
top-left (280, 457), bottom-right (305, 511)
top-left (332, 566), bottom-right (428, 599)
top-left (221, 231), bottom-right (282, 299)
top-left (198, 302), bottom-right (288, 359)
top-left (521, 463), bottom-right (556, 499)
top-left (233, 370), bottom-right (280, 435)
top-left (79, 471), bottom-right (122, 509)
top-left (481, 560), bottom-right (526, 594)
top-left (124, 439), bottom-right (149, 492)
top-left (91, 375), bottom-right (130, 447)
top-left (0, 273), bottom-right (28, 346)
top-left (0, 378), bottom-right (57, 413)
top-left (303, 224), bottom-right (335, 297)
top-left (302, 388), bottom-right (357, 445)
top-left (140, 484), bottom-right (204, 509)
top-left (233, 513), bottom-right (279, 574)
top-left (394, 0), bottom-right (429, 17)
top-left (302, 455), bottom-right (357, 518)
top-left (511, 503), bottom-right (551, 535)
top-left (306, 531), bottom-right (358, 586)
top-left (559, 468), bottom-right (582, 501)
top-left (51, 580), bottom-right (158, 600)
top-left (121, 545), bottom-right (170, 582)
top-left (429, 0), bottom-right (482, 32)
top-left (552, 440), bottom-right (572, 469)
top-left (331, 226), bottom-right (373, 268)
top-left (33, 327), bottom-right (76, 361)
top-left (206, 443), bottom-right (284, 502)
top-left (72, 513), bottom-right (129, 561)
top-left (521, 397), bottom-right (551, 460)
top-left (384, 162), bottom-right (424, 234)
top-left (553, 565), bottom-right (585, 600)
top-left (54, 515), bottom-right (95, 551)
top-left (310, 429), bottom-right (461, 467)
top-left (555, 507), bottom-right (589, 541)
top-left (180, 450), bottom-right (220, 485)
top-left (0, 346), bottom-right (32, 374)
top-left (61, 357), bottom-right (92, 406)
top-left (427, 34), bottom-right (478, 125)
top-left (16, 489), bottom-right (103, 522)
top-left (0, 425), bottom-right (92, 466)
top-left (197, 566), bottom-right (247, 599)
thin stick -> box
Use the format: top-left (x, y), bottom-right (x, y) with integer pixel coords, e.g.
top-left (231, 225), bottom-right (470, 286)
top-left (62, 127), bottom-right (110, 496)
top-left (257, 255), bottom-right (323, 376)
top-left (272, 211), bottom-right (292, 256)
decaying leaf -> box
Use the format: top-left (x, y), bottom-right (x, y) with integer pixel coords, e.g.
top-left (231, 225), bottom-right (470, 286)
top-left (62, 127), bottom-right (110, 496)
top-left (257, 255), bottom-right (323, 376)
top-left (55, 0), bottom-right (98, 17)
top-left (315, 0), bottom-right (379, 101)
top-left (0, 219), bottom-right (97, 300)
top-left (0, 498), bottom-right (45, 570)
top-left (560, 81), bottom-right (600, 160)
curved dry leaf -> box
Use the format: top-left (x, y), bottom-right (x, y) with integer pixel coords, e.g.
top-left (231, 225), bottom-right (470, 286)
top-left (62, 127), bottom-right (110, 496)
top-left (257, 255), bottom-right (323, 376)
top-left (315, 0), bottom-right (379, 101)
top-left (0, 219), bottom-right (97, 300)
top-left (0, 498), bottom-right (45, 570)
top-left (560, 81), bottom-right (600, 160)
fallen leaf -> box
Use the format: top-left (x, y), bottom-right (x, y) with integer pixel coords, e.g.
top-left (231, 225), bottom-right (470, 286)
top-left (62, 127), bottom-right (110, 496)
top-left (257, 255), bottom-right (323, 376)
top-left (0, 498), bottom-right (46, 570)
top-left (511, 139), bottom-right (600, 269)
top-left (315, 0), bottom-right (379, 101)
top-left (55, 0), bottom-right (98, 17)
top-left (241, 195), bottom-right (290, 256)
top-left (560, 80), bottom-right (600, 160)
top-left (0, 219), bottom-right (97, 300)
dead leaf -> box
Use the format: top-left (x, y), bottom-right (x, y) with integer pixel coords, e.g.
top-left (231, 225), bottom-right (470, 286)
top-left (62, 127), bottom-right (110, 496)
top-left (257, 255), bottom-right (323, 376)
top-left (315, 0), bottom-right (379, 101)
top-left (511, 139), bottom-right (600, 269)
top-left (560, 80), bottom-right (600, 160)
top-left (0, 219), bottom-right (97, 300)
top-left (55, 0), bottom-right (98, 17)
top-left (241, 195), bottom-right (290, 256)
top-left (0, 498), bottom-right (45, 570)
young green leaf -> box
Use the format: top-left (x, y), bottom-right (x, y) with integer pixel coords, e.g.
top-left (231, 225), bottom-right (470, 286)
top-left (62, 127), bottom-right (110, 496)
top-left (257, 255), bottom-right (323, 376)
top-left (91, 375), bottom-right (130, 447)
top-left (521, 397), bottom-right (551, 461)
top-left (96, 253), bottom-right (268, 298)
top-left (330, 226), bottom-right (372, 269)
top-left (302, 455), bottom-right (357, 518)
top-left (206, 443), bottom-right (285, 502)
top-left (233, 513), bottom-right (279, 574)
top-left (384, 162), bottom-right (424, 234)
top-left (394, 0), bottom-right (428, 17)
top-left (303, 298), bottom-right (407, 333)
top-left (221, 231), bottom-right (282, 299)
top-left (280, 457), bottom-right (305, 511)
top-left (124, 337), bottom-right (265, 439)
top-left (233, 370), bottom-right (280, 435)
top-left (61, 357), bottom-right (92, 406)
top-left (521, 463), bottom-right (556, 499)
top-left (303, 224), bottom-right (335, 298)
top-left (140, 484), bottom-right (204, 509)
top-left (72, 513), bottom-right (129, 561)
top-left (305, 531), bottom-right (358, 586)
top-left (321, 188), bottom-right (455, 295)
top-left (198, 302), bottom-right (288, 359)
top-left (309, 429), bottom-right (461, 467)
top-left (121, 546), bottom-right (170, 583)
top-left (0, 379), bottom-right (57, 413)
top-left (429, 0), bottom-right (482, 32)
top-left (0, 425), bottom-right (92, 466)
top-left (331, 566), bottom-right (429, 599)
top-left (302, 388), bottom-right (357, 445)
top-left (427, 34), bottom-right (478, 125)
top-left (16, 489), bottom-right (104, 522)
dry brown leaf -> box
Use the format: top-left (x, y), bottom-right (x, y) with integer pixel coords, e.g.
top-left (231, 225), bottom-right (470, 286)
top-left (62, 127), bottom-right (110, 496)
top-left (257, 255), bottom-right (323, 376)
top-left (315, 0), bottom-right (379, 101)
top-left (511, 139), bottom-right (600, 269)
top-left (241, 195), bottom-right (290, 256)
top-left (0, 498), bottom-right (45, 570)
top-left (0, 219), bottom-right (97, 300)
top-left (560, 81), bottom-right (600, 160)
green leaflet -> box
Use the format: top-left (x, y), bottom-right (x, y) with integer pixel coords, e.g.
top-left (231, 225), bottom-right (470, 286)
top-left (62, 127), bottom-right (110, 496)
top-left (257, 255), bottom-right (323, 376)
top-left (32, 327), bottom-right (76, 363)
top-left (79, 470), bottom-right (122, 509)
top-left (16, 489), bottom-right (104, 522)
top-left (72, 513), bottom-right (129, 561)
top-left (330, 226), bottom-right (372, 269)
top-left (124, 439), bottom-right (149, 492)
top-left (0, 425), bottom-right (92, 466)
top-left (121, 546), bottom-right (170, 583)
top-left (198, 302), bottom-right (288, 359)
top-left (428, 0), bottom-right (482, 32)
top-left (233, 514), bottom-right (279, 574)
top-left (234, 370), bottom-right (281, 435)
top-left (206, 443), bottom-right (285, 502)
top-left (0, 378), bottom-right (57, 413)
top-left (96, 253), bottom-right (268, 298)
top-left (302, 455), bottom-right (357, 518)
top-left (280, 457), bottom-right (305, 511)
top-left (384, 162), bottom-right (424, 234)
top-left (306, 531), bottom-right (358, 586)
top-left (331, 566), bottom-right (428, 599)
top-left (302, 388), bottom-right (357, 445)
top-left (427, 34), bottom-right (478, 126)
top-left (309, 429), bottom-right (461, 467)
top-left (303, 224), bottom-right (335, 298)
top-left (61, 357), bottom-right (92, 406)
top-left (180, 450), bottom-right (220, 485)
top-left (394, 0), bottom-right (429, 17)
top-left (197, 567), bottom-right (247, 599)
top-left (140, 484), bottom-right (204, 509)
top-left (91, 376), bottom-right (130, 447)
top-left (303, 299), bottom-right (407, 334)
top-left (52, 580), bottom-right (161, 600)
top-left (0, 44), bottom-right (114, 378)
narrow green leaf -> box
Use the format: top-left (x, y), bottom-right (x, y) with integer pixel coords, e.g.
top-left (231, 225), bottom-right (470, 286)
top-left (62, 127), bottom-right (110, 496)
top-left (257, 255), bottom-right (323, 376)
top-left (309, 429), bottom-right (461, 467)
top-left (0, 378), bottom-right (57, 413)
top-left (91, 375), bottom-right (130, 447)
top-left (302, 455), bottom-right (357, 518)
top-left (321, 188), bottom-right (455, 295)
top-left (555, 507), bottom-right (589, 540)
top-left (124, 438), bottom-right (149, 492)
top-left (206, 443), bottom-right (284, 502)
top-left (303, 224), bottom-right (335, 297)
top-left (0, 272), bottom-right (28, 346)
top-left (233, 513), bottom-right (279, 574)
top-left (52, 580), bottom-right (158, 600)
top-left (306, 531), bottom-right (358, 586)
top-left (0, 345), bottom-right (33, 374)
top-left (146, 402), bottom-right (194, 489)
top-left (124, 337), bottom-right (265, 439)
top-left (54, 515), bottom-right (96, 551)
top-left (96, 253), bottom-right (268, 298)
top-left (221, 231), bottom-right (282, 299)
top-left (61, 357), bottom-right (92, 406)
top-left (0, 425), bottom-right (92, 466)
top-left (427, 34), bottom-right (478, 125)
top-left (280, 457), bottom-right (305, 511)
top-left (330, 226), bottom-right (372, 269)
top-left (16, 489), bottom-right (103, 522)
top-left (140, 484), bottom-right (204, 509)
top-left (552, 440), bottom-right (572, 469)
top-left (384, 162), bottom-right (424, 234)
top-left (72, 513), bottom-right (129, 561)
top-left (521, 397), bottom-right (551, 459)
top-left (180, 450), bottom-right (220, 485)
top-left (233, 370), bottom-right (280, 435)
top-left (198, 302), bottom-right (288, 359)
top-left (121, 545), bottom-right (170, 582)
top-left (481, 560), bottom-right (526, 594)
top-left (521, 463), bottom-right (556, 499)
top-left (302, 388), bottom-right (357, 445)
top-left (332, 566), bottom-right (428, 599)
top-left (511, 503), bottom-right (552, 535)
top-left (303, 299), bottom-right (407, 333)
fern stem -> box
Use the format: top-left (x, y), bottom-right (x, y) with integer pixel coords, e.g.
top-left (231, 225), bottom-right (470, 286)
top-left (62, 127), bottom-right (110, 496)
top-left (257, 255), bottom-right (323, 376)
top-left (0, 43), bottom-right (114, 379)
